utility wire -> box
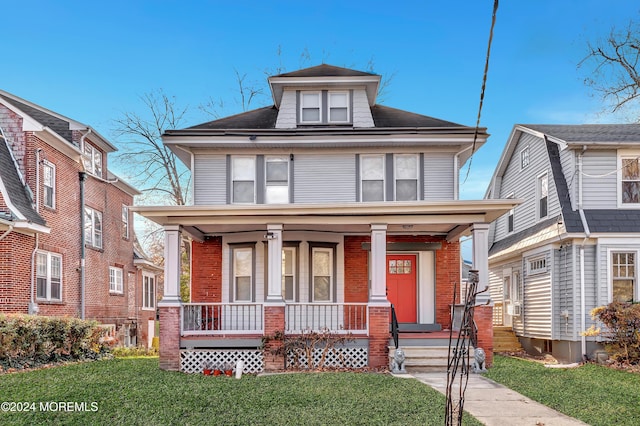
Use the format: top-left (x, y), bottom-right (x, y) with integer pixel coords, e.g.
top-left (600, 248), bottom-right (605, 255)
top-left (463, 0), bottom-right (499, 184)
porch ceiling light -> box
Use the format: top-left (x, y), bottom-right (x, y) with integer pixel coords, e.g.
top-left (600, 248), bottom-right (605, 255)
top-left (264, 231), bottom-right (277, 240)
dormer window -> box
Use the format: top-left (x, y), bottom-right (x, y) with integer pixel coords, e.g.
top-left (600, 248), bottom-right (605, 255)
top-left (83, 143), bottom-right (103, 178)
top-left (299, 90), bottom-right (351, 125)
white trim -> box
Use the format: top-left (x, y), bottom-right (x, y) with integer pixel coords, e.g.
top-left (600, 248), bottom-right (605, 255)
top-left (394, 153), bottom-right (419, 201)
top-left (360, 154), bottom-right (386, 202)
top-left (142, 271), bottom-right (156, 310)
top-left (299, 91), bottom-right (322, 124)
top-left (311, 247), bottom-right (333, 302)
top-left (42, 160), bottom-right (56, 209)
top-left (328, 91), bottom-right (350, 124)
top-left (606, 247), bottom-right (639, 303)
top-left (520, 145), bottom-right (530, 170)
top-left (109, 266), bottom-right (124, 294)
top-left (536, 171), bottom-right (549, 221)
top-left (617, 149), bottom-right (640, 209)
top-left (35, 250), bottom-right (62, 302)
top-left (233, 246), bottom-right (253, 302)
top-left (264, 155), bottom-right (289, 204)
top-left (231, 155), bottom-right (256, 204)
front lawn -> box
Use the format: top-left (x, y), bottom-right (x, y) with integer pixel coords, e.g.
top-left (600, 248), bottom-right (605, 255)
top-left (0, 358), bottom-right (481, 425)
top-left (485, 355), bottom-right (640, 426)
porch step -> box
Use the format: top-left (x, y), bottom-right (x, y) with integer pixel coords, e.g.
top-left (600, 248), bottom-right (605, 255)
top-left (493, 326), bottom-right (523, 352)
top-left (389, 345), bottom-right (475, 373)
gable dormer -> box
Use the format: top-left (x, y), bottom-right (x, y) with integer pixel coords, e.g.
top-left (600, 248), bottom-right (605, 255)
top-left (268, 64), bottom-right (380, 129)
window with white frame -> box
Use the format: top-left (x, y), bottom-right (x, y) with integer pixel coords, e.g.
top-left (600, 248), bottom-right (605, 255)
top-left (394, 154), bottom-right (419, 201)
top-left (611, 252), bottom-right (636, 303)
top-left (109, 266), bottom-right (123, 293)
top-left (328, 91), bottom-right (349, 123)
top-left (507, 193), bottom-right (515, 233)
top-left (528, 256), bottom-right (547, 275)
top-left (36, 251), bottom-right (62, 301)
top-left (85, 207), bottom-right (103, 248)
top-left (620, 156), bottom-right (640, 205)
top-left (300, 91), bottom-right (321, 123)
top-left (122, 205), bottom-right (129, 239)
top-left (231, 156), bottom-right (256, 203)
top-left (521, 146), bottom-right (530, 169)
top-left (537, 173), bottom-right (548, 219)
top-left (143, 273), bottom-right (156, 309)
top-left (83, 143), bottom-right (103, 178)
top-left (233, 247), bottom-right (253, 302)
top-left (282, 247), bottom-right (296, 302)
top-left (265, 156), bottom-right (289, 204)
top-left (43, 161), bottom-right (55, 209)
top-left (312, 247), bottom-right (332, 302)
top-left (512, 270), bottom-right (522, 302)
top-left (361, 155), bottom-right (385, 201)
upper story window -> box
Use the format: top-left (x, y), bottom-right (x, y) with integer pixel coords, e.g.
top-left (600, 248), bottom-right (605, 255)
top-left (83, 143), bottom-right (103, 178)
top-left (611, 251), bottom-right (636, 303)
top-left (521, 146), bottom-right (530, 169)
top-left (620, 156), bottom-right (640, 205)
top-left (361, 155), bottom-right (385, 202)
top-left (143, 273), bottom-right (156, 309)
top-left (537, 173), bottom-right (548, 219)
top-left (43, 160), bottom-right (56, 209)
top-left (265, 156), bottom-right (289, 204)
top-left (394, 154), bottom-right (419, 201)
top-left (85, 207), bottom-right (103, 249)
top-left (122, 205), bottom-right (130, 239)
top-left (232, 156), bottom-right (256, 204)
top-left (507, 193), bottom-right (515, 233)
top-left (109, 266), bottom-right (123, 294)
top-left (36, 251), bottom-right (62, 302)
top-left (299, 90), bottom-right (351, 125)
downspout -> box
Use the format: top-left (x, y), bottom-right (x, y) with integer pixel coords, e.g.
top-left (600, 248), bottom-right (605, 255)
top-left (79, 171), bottom-right (87, 319)
top-left (577, 145), bottom-right (591, 360)
top-left (29, 148), bottom-right (44, 314)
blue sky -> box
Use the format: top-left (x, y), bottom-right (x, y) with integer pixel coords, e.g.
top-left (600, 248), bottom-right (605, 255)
top-left (2, 0), bottom-right (637, 201)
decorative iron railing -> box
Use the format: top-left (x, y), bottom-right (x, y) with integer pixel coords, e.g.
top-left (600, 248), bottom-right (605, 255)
top-left (285, 303), bottom-right (368, 334)
top-left (390, 303), bottom-right (399, 348)
top-left (181, 303), bottom-right (263, 335)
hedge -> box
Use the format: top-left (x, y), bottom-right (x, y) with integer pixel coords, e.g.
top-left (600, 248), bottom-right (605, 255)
top-left (0, 314), bottom-right (111, 371)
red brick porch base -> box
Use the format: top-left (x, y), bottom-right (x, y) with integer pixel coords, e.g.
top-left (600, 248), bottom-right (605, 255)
top-left (474, 304), bottom-right (494, 367)
top-left (159, 305), bottom-right (181, 371)
top-left (368, 306), bottom-right (391, 369)
top-left (264, 305), bottom-right (286, 371)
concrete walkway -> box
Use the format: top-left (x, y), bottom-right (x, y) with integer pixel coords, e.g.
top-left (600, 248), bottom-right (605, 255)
top-left (399, 371), bottom-right (589, 426)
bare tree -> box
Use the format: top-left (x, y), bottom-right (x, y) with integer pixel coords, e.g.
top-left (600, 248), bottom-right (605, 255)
top-left (580, 22), bottom-right (640, 116)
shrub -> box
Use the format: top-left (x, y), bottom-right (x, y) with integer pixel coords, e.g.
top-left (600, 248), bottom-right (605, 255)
top-left (0, 314), bottom-right (111, 371)
top-left (584, 302), bottom-right (640, 364)
top-left (111, 345), bottom-right (158, 358)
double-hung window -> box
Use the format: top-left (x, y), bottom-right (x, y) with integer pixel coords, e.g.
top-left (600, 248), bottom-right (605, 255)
top-left (328, 91), bottom-right (349, 123)
top-left (394, 154), bottom-right (419, 201)
top-left (265, 156), bottom-right (289, 204)
top-left (122, 205), bottom-right (129, 239)
top-left (521, 146), bottom-right (530, 169)
top-left (507, 193), bottom-right (515, 233)
top-left (611, 252), bottom-right (636, 303)
top-left (233, 247), bottom-right (253, 302)
top-left (143, 273), bottom-right (156, 309)
top-left (537, 173), bottom-right (548, 219)
top-left (282, 247), bottom-right (297, 302)
top-left (83, 143), bottom-right (103, 178)
top-left (361, 155), bottom-right (385, 202)
top-left (299, 90), bottom-right (350, 124)
top-left (300, 91), bottom-right (322, 123)
top-left (231, 156), bottom-right (256, 203)
top-left (43, 161), bottom-right (55, 209)
top-left (109, 266), bottom-right (123, 294)
top-left (620, 156), bottom-right (640, 205)
top-left (36, 251), bottom-right (62, 301)
top-left (85, 207), bottom-right (103, 249)
top-left (312, 247), bottom-right (332, 302)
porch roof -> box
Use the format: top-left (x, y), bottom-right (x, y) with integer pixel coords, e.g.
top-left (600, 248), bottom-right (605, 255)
top-left (132, 200), bottom-right (518, 242)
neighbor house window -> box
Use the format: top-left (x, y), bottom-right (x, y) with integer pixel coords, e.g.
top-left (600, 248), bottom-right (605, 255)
top-left (143, 273), bottom-right (156, 309)
top-left (85, 207), bottom-right (103, 249)
top-left (43, 161), bottom-right (55, 209)
top-left (282, 247), bottom-right (297, 302)
top-left (507, 193), bottom-right (515, 233)
top-left (231, 156), bottom-right (256, 203)
top-left (233, 247), bottom-right (253, 302)
top-left (312, 247), bottom-right (333, 302)
top-left (611, 252), bottom-right (636, 303)
top-left (83, 143), bottom-right (103, 178)
top-left (109, 266), bottom-right (123, 293)
top-left (537, 173), bottom-right (548, 219)
top-left (521, 146), bottom-right (530, 169)
top-left (122, 205), bottom-right (129, 239)
top-left (36, 251), bottom-right (62, 301)
top-left (361, 155), bottom-right (385, 202)
top-left (265, 156), bottom-right (289, 204)
top-left (300, 91), bottom-right (321, 123)
top-left (394, 154), bottom-right (419, 201)
top-left (621, 156), bottom-right (640, 205)
top-left (328, 91), bottom-right (349, 123)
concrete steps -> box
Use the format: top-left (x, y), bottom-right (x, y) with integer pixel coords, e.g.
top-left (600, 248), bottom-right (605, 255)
top-left (493, 326), bottom-right (523, 352)
top-left (389, 345), bottom-right (475, 372)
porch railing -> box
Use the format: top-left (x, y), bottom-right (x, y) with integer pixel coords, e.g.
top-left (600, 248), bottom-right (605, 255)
top-left (181, 303), bottom-right (263, 335)
top-left (285, 303), bottom-right (368, 334)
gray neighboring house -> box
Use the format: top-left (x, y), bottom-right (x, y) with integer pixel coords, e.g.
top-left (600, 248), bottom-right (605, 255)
top-left (485, 124), bottom-right (640, 363)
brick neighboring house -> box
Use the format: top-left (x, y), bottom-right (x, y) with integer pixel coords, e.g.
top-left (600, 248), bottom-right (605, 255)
top-left (135, 64), bottom-right (517, 372)
top-left (0, 89), bottom-right (161, 347)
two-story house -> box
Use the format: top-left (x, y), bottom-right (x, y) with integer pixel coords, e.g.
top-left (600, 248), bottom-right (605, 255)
top-left (135, 64), bottom-right (516, 372)
top-left (485, 124), bottom-right (640, 363)
top-left (0, 90), bottom-right (161, 348)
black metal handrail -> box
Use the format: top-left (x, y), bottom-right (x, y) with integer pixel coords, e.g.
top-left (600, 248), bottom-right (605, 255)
top-left (390, 303), bottom-right (399, 348)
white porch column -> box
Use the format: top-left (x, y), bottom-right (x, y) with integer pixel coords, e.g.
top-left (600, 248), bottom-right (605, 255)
top-left (369, 224), bottom-right (389, 305)
top-left (471, 223), bottom-right (491, 304)
top-left (159, 225), bottom-right (182, 306)
top-left (265, 224), bottom-right (284, 304)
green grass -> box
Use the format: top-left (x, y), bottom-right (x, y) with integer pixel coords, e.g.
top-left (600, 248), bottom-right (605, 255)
top-left (0, 358), bottom-right (481, 425)
top-left (484, 355), bottom-right (640, 426)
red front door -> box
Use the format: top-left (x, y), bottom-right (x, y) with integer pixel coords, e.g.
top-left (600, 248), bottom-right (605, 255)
top-left (386, 254), bottom-right (417, 323)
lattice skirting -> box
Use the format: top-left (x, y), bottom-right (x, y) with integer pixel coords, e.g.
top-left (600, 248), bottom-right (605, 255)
top-left (286, 347), bottom-right (368, 369)
top-left (181, 349), bottom-right (264, 374)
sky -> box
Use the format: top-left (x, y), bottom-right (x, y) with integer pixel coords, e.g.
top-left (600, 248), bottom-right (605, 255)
top-left (2, 0), bottom-right (637, 203)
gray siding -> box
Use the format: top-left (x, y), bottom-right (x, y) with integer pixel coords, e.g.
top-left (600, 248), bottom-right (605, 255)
top-left (424, 153), bottom-right (454, 200)
top-left (581, 150), bottom-right (617, 209)
top-left (553, 244), bottom-right (576, 340)
top-left (194, 154), bottom-right (226, 205)
top-left (494, 133), bottom-right (561, 242)
top-left (522, 250), bottom-right (552, 339)
top-left (294, 154), bottom-right (356, 203)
